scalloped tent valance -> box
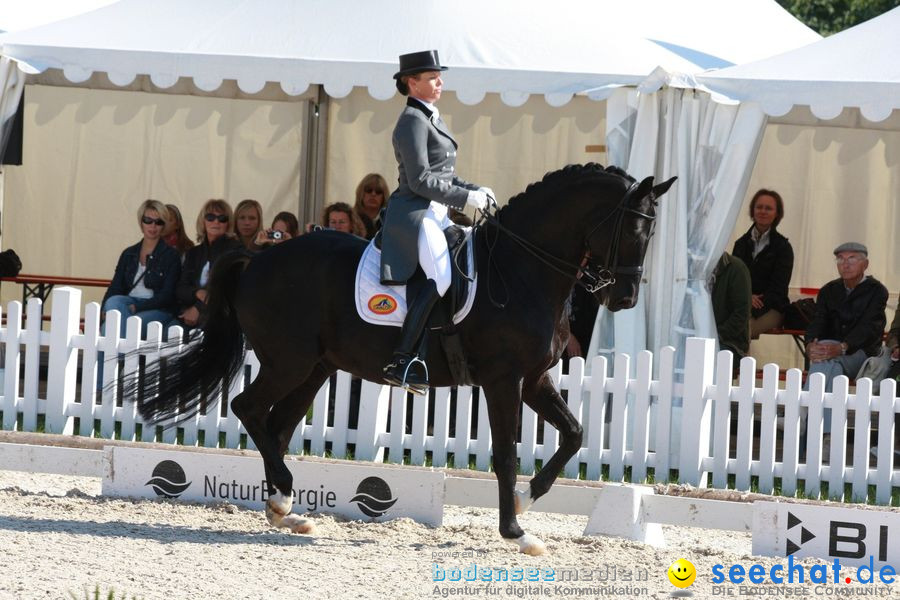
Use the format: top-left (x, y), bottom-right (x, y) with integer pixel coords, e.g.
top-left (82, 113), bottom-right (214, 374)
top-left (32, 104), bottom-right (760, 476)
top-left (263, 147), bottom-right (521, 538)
top-left (698, 7), bottom-right (900, 122)
top-left (0, 0), bottom-right (818, 106)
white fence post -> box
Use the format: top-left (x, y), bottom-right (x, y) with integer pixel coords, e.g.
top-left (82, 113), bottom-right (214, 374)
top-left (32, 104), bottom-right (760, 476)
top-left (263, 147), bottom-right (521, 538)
top-left (630, 351), bottom-right (653, 483)
top-left (584, 355), bottom-right (608, 481)
top-left (2, 301), bottom-right (22, 430)
top-left (711, 350), bottom-right (734, 489)
top-left (608, 352), bottom-right (630, 482)
top-left (355, 380), bottom-right (389, 462)
top-left (678, 337), bottom-right (714, 487)
top-left (22, 298), bottom-right (42, 432)
top-left (46, 287), bottom-right (82, 435)
top-left (874, 379), bottom-right (896, 505)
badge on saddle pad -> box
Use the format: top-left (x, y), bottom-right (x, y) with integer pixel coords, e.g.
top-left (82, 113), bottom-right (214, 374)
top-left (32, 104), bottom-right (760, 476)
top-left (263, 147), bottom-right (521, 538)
top-left (367, 294), bottom-right (398, 315)
top-left (355, 238), bottom-right (477, 327)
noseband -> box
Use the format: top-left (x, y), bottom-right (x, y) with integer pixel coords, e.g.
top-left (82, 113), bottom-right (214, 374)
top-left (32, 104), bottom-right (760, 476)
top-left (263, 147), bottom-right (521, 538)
top-left (481, 181), bottom-right (657, 296)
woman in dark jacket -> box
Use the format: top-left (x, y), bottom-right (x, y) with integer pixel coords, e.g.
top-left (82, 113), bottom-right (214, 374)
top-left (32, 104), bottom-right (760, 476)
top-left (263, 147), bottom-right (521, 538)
top-left (731, 188), bottom-right (794, 338)
top-left (177, 199), bottom-right (243, 327)
top-left (102, 200), bottom-right (181, 338)
top-left (380, 50), bottom-right (493, 393)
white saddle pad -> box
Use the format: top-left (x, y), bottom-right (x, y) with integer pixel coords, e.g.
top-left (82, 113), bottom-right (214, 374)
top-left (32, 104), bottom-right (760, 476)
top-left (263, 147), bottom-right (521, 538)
top-left (355, 233), bottom-right (477, 327)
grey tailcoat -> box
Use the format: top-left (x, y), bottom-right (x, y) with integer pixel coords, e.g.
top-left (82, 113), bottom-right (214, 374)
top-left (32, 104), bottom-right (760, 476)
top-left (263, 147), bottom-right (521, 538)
top-left (380, 98), bottom-right (478, 284)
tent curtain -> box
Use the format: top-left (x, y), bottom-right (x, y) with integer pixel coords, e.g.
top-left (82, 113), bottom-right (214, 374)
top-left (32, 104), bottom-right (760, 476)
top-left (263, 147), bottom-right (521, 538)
top-left (0, 57), bottom-right (25, 162)
top-left (587, 87), bottom-right (767, 371)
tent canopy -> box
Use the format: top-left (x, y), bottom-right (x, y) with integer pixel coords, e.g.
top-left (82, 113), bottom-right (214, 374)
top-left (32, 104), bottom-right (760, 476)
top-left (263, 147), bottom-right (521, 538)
top-left (1, 0), bottom-right (819, 106)
top-left (0, 0), bottom-right (118, 34)
top-left (698, 7), bottom-right (900, 122)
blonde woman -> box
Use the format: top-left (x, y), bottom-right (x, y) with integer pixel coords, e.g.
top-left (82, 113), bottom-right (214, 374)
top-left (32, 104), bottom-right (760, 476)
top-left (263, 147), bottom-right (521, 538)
top-left (176, 199), bottom-right (243, 327)
top-left (234, 199), bottom-right (264, 251)
top-left (353, 173), bottom-right (390, 239)
top-left (102, 200), bottom-right (181, 337)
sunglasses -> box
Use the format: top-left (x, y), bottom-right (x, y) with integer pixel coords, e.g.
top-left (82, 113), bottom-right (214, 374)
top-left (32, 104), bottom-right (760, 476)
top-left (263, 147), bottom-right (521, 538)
top-left (142, 216), bottom-right (166, 226)
top-left (204, 213), bottom-right (229, 223)
top-left (364, 187), bottom-right (384, 195)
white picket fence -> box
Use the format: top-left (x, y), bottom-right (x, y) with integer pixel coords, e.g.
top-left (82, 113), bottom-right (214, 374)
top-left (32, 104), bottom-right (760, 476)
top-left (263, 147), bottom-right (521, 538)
top-left (1, 287), bottom-right (898, 505)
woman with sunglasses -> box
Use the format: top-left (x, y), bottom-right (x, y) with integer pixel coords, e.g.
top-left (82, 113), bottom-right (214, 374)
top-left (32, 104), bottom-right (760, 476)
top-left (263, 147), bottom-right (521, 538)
top-left (176, 199), bottom-right (243, 327)
top-left (380, 50), bottom-right (494, 392)
top-left (353, 173), bottom-right (390, 240)
top-left (101, 200), bottom-right (182, 338)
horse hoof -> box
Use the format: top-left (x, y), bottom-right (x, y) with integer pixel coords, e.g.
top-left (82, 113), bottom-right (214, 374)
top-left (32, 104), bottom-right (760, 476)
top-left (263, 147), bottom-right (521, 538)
top-left (511, 534), bottom-right (547, 556)
top-left (514, 488), bottom-right (534, 515)
top-left (265, 491), bottom-right (295, 527)
top-left (282, 514), bottom-right (317, 535)
top-left (267, 491), bottom-right (293, 516)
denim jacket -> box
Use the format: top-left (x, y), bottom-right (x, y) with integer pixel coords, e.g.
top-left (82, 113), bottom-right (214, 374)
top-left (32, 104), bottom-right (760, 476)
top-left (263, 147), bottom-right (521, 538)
top-left (102, 239), bottom-right (181, 313)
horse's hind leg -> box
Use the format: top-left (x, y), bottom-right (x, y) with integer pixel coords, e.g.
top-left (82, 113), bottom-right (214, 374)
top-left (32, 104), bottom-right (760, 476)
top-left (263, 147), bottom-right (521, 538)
top-left (258, 362), bottom-right (335, 533)
top-left (482, 378), bottom-right (546, 556)
top-left (517, 371), bottom-right (583, 513)
top-left (230, 365), bottom-right (315, 533)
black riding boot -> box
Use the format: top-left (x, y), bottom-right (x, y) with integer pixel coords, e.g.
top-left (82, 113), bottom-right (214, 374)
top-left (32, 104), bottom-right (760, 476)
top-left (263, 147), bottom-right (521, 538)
top-left (383, 280), bottom-right (441, 394)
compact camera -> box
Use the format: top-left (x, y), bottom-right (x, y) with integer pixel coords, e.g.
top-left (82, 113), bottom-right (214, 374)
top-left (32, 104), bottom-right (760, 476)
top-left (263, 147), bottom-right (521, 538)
top-left (267, 230), bottom-right (284, 240)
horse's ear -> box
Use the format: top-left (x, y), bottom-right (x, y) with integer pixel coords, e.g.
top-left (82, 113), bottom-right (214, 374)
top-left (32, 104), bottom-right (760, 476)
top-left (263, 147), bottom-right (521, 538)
top-left (635, 176), bottom-right (655, 199)
top-left (651, 176), bottom-right (677, 199)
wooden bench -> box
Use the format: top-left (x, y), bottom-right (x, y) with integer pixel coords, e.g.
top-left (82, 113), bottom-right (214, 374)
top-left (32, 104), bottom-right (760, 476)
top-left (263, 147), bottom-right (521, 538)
top-left (1, 273), bottom-right (111, 306)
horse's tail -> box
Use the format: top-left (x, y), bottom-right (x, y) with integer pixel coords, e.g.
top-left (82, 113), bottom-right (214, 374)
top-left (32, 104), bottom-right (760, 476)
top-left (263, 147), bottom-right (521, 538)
top-left (134, 250), bottom-right (252, 425)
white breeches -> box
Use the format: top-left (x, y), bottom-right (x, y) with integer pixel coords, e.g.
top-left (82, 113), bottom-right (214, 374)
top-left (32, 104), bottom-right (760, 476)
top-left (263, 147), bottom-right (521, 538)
top-left (417, 202), bottom-right (452, 296)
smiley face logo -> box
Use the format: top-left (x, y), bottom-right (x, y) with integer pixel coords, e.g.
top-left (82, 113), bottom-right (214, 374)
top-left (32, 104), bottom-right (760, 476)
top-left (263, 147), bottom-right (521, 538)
top-left (667, 558), bottom-right (696, 588)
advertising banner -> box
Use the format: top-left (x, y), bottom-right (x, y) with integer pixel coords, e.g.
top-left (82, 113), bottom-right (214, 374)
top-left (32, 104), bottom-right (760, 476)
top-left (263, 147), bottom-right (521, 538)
top-left (102, 446), bottom-right (445, 526)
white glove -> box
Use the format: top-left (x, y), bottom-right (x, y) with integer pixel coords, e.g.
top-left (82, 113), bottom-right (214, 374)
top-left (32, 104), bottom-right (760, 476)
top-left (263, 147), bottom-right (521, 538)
top-left (478, 186), bottom-right (495, 202)
top-left (467, 190), bottom-right (488, 211)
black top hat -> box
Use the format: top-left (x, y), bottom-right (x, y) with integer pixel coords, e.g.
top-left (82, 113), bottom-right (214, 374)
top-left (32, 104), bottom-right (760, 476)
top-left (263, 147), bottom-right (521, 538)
top-left (393, 50), bottom-right (448, 80)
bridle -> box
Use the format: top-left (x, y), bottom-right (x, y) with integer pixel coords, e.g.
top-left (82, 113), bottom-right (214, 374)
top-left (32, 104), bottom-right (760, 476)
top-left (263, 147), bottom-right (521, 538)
top-left (478, 181), bottom-right (657, 308)
top-left (579, 181), bottom-right (658, 293)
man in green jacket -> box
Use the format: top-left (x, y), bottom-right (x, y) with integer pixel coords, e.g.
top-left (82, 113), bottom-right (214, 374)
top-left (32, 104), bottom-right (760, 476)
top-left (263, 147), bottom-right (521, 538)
top-left (711, 252), bottom-right (752, 365)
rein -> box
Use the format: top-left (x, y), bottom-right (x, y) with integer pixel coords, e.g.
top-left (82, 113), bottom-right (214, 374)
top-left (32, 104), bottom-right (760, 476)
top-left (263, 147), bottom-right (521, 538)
top-left (476, 182), bottom-right (656, 308)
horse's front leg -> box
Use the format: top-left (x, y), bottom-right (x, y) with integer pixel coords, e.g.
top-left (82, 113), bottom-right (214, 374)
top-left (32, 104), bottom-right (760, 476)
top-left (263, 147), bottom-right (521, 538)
top-left (482, 378), bottom-right (546, 556)
top-left (517, 371), bottom-right (583, 513)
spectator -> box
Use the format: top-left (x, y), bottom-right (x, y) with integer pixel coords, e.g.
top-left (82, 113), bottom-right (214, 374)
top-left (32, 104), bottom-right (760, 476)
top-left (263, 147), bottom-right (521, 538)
top-left (256, 211), bottom-right (300, 247)
top-left (321, 202), bottom-right (366, 237)
top-left (732, 189), bottom-right (794, 338)
top-left (176, 199), bottom-right (243, 327)
top-left (805, 242), bottom-right (888, 392)
top-left (710, 252), bottom-right (752, 368)
top-left (162, 203), bottom-right (195, 259)
top-left (234, 199), bottom-right (264, 251)
top-left (353, 173), bottom-right (390, 239)
top-left (102, 200), bottom-right (181, 338)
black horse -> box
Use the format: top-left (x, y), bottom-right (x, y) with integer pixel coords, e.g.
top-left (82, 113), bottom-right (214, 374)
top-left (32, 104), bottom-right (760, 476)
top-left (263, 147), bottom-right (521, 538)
top-left (134, 163), bottom-right (675, 555)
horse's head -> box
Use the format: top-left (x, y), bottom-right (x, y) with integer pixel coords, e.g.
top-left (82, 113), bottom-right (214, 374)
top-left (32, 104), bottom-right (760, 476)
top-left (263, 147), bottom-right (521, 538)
top-left (583, 174), bottom-right (676, 311)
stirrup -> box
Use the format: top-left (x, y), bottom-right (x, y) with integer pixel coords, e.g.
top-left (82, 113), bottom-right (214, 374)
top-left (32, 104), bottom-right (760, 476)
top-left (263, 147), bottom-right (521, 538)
top-left (383, 355), bottom-right (430, 395)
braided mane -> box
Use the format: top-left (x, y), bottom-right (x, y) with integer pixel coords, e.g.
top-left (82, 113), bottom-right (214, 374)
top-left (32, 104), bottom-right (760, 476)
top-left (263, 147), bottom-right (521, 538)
top-left (504, 163), bottom-right (633, 210)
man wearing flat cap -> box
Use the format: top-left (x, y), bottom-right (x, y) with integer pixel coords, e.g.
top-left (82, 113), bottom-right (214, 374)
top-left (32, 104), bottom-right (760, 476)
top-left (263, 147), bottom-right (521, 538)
top-left (805, 242), bottom-right (888, 394)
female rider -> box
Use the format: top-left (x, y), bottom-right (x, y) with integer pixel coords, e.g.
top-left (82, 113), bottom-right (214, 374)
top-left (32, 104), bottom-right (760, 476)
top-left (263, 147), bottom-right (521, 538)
top-left (380, 50), bottom-right (493, 392)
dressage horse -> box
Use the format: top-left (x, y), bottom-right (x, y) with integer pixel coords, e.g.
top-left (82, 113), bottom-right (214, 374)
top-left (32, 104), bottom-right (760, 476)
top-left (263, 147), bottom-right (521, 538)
top-left (133, 164), bottom-right (675, 555)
